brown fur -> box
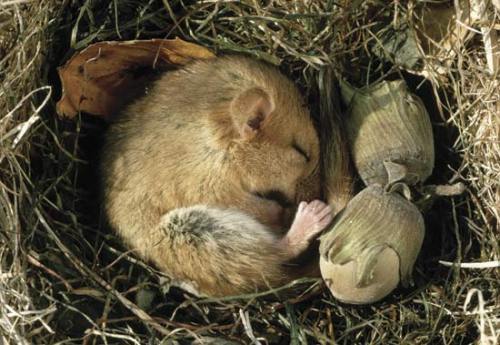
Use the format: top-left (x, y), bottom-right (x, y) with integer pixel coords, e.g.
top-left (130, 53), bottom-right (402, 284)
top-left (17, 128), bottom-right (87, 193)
top-left (101, 56), bottom-right (333, 296)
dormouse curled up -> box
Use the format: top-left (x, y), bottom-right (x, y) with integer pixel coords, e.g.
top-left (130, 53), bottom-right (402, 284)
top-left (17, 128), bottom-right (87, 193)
top-left (100, 56), bottom-right (348, 296)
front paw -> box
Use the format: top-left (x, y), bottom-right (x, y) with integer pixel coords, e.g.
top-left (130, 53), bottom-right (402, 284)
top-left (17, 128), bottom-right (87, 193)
top-left (281, 200), bottom-right (333, 257)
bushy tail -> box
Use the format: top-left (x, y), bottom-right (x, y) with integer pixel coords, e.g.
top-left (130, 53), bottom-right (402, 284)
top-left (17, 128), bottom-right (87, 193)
top-left (317, 68), bottom-right (353, 214)
top-left (151, 206), bottom-right (293, 297)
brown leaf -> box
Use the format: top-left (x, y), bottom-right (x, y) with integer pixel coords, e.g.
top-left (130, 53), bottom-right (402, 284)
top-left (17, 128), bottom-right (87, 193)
top-left (56, 38), bottom-right (215, 119)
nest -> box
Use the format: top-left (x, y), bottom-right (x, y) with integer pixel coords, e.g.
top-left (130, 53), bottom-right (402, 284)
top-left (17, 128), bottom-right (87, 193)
top-left (1, 0), bottom-right (498, 343)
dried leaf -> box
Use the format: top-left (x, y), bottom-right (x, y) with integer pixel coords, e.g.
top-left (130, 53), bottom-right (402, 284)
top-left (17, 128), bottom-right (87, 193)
top-left (56, 38), bottom-right (215, 119)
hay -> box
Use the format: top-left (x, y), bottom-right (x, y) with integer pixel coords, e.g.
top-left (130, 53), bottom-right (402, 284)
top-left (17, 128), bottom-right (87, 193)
top-left (1, 0), bottom-right (498, 343)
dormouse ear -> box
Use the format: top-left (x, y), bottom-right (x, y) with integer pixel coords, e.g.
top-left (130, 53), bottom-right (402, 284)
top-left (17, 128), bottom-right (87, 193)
top-left (230, 87), bottom-right (274, 140)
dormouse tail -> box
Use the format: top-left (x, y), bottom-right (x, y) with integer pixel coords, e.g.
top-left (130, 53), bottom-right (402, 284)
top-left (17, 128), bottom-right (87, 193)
top-left (317, 68), bottom-right (353, 215)
top-left (152, 206), bottom-right (293, 297)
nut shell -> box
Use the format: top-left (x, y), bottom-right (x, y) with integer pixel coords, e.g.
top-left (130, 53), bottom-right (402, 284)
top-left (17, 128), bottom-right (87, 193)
top-left (319, 184), bottom-right (425, 303)
top-left (341, 79), bottom-right (435, 186)
top-left (320, 246), bottom-right (400, 304)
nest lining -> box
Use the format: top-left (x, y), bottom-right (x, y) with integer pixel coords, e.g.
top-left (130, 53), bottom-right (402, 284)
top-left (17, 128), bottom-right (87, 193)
top-left (0, 1), bottom-right (498, 344)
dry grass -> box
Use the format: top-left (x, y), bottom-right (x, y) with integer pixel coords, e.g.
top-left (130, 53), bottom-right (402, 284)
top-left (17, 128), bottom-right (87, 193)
top-left (0, 0), bottom-right (498, 344)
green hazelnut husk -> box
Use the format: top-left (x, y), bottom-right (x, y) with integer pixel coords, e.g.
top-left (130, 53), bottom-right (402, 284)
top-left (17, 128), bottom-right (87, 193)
top-left (319, 184), bottom-right (425, 304)
top-left (340, 79), bottom-right (435, 187)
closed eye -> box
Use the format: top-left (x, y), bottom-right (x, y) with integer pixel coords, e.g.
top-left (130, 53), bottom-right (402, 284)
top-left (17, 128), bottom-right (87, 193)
top-left (253, 190), bottom-right (294, 208)
top-left (292, 141), bottom-right (310, 162)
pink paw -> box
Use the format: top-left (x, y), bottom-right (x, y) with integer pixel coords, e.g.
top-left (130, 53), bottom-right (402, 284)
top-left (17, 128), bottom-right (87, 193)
top-left (281, 200), bottom-right (333, 257)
